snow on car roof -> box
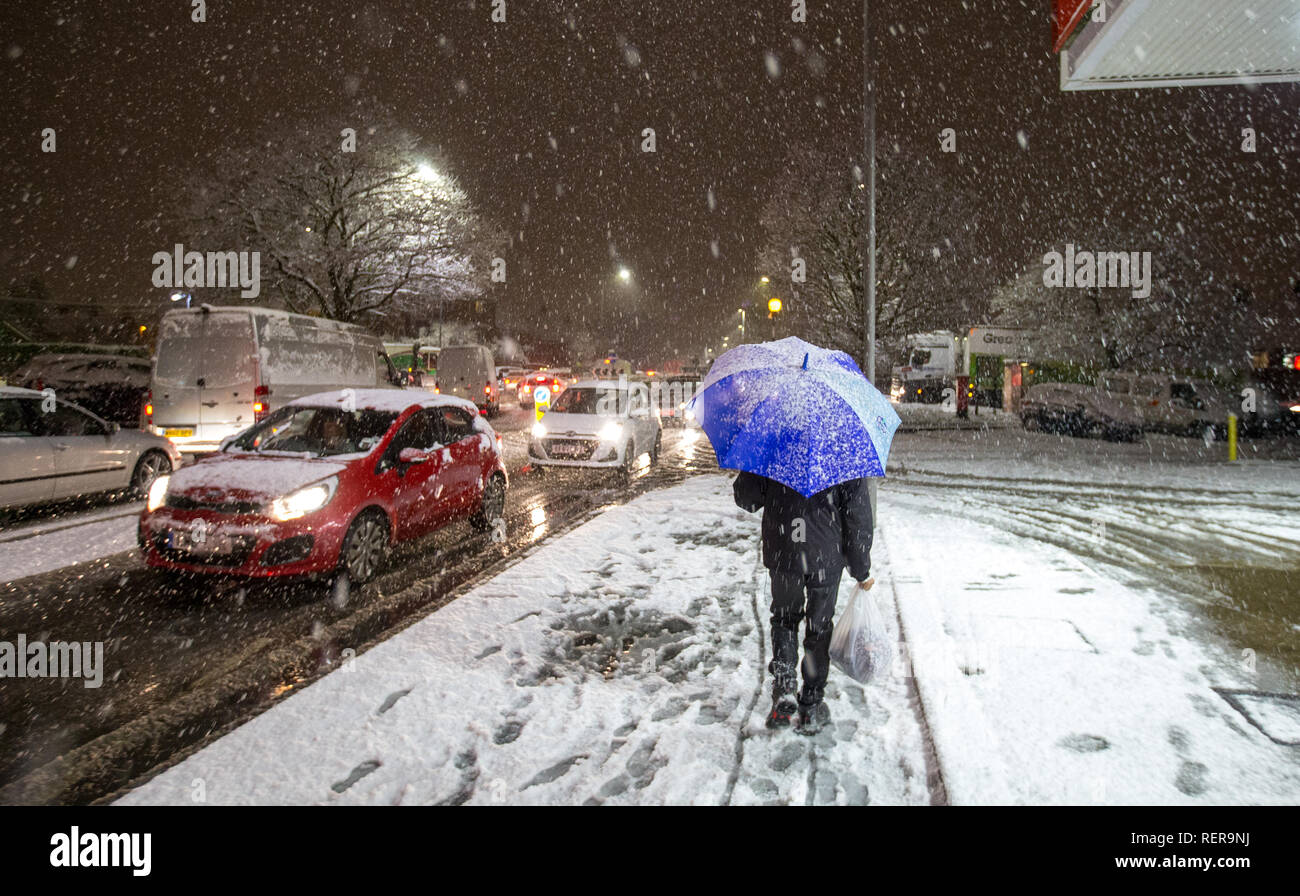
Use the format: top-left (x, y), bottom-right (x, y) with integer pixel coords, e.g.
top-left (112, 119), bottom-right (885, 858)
top-left (164, 304), bottom-right (369, 333)
top-left (289, 389), bottom-right (481, 415)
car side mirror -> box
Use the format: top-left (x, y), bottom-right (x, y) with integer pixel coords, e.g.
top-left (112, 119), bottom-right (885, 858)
top-left (398, 447), bottom-right (430, 465)
top-left (106, 422), bottom-right (120, 435)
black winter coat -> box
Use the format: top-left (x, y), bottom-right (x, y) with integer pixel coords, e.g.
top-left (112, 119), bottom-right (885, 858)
top-left (732, 471), bottom-right (873, 581)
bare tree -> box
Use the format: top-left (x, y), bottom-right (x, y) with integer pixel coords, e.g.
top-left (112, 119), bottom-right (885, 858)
top-left (182, 122), bottom-right (502, 324)
top-left (758, 147), bottom-right (983, 373)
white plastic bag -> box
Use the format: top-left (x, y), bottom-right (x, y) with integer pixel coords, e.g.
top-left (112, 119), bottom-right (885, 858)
top-left (829, 588), bottom-right (893, 684)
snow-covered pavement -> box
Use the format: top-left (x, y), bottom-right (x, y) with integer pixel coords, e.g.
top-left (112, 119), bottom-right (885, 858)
top-left (120, 461), bottom-right (1300, 805)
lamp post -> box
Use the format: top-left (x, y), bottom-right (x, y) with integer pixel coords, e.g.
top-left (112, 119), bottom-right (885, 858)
top-left (738, 307), bottom-right (746, 342)
top-left (861, 0), bottom-right (877, 385)
top-left (862, 0), bottom-right (879, 525)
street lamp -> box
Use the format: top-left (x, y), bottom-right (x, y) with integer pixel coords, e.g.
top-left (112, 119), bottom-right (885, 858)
top-left (738, 307), bottom-right (746, 341)
top-left (170, 292), bottom-right (192, 308)
top-left (768, 297), bottom-right (782, 316)
top-left (617, 267), bottom-right (632, 283)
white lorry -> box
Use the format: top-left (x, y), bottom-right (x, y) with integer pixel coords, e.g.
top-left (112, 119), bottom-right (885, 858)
top-left (890, 331), bottom-right (961, 404)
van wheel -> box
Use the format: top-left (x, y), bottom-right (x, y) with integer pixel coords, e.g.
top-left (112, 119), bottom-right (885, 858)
top-left (471, 475), bottom-right (506, 532)
top-left (132, 450), bottom-right (173, 498)
top-left (340, 510), bottom-right (388, 584)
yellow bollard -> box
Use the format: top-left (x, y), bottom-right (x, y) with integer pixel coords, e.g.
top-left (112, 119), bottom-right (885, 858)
top-left (1227, 413), bottom-right (1237, 462)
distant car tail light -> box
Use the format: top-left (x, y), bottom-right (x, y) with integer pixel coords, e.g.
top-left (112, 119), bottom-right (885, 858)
top-left (254, 384), bottom-right (271, 422)
top-left (143, 390), bottom-right (153, 424)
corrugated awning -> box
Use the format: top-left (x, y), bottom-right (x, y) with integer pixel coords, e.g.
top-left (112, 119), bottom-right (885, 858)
top-left (1059, 0), bottom-right (1300, 90)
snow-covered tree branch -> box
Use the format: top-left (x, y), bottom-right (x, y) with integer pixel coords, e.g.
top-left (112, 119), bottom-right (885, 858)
top-left (180, 123), bottom-right (504, 324)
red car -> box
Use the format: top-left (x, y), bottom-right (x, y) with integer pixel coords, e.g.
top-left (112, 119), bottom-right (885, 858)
top-left (139, 390), bottom-right (507, 583)
top-left (518, 372), bottom-right (566, 409)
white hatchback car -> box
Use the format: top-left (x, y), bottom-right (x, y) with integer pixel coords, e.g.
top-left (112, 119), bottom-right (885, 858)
top-left (528, 379), bottom-right (661, 472)
top-left (0, 386), bottom-right (182, 510)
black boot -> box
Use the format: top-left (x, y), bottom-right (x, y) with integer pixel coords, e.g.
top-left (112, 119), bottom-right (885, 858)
top-left (766, 694), bottom-right (798, 729)
top-left (794, 700), bottom-right (831, 736)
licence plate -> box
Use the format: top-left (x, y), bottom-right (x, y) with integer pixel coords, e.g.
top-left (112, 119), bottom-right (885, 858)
top-left (550, 442), bottom-right (585, 457)
top-left (169, 529), bottom-right (233, 555)
top-left (164, 428), bottom-right (194, 438)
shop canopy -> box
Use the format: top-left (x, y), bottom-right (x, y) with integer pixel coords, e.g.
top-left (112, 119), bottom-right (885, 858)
top-left (1054, 0), bottom-right (1300, 90)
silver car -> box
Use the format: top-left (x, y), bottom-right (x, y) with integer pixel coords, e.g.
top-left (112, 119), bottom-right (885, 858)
top-left (0, 386), bottom-right (181, 510)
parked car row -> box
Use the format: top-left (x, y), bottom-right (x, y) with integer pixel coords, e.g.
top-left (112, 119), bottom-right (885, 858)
top-left (1020, 371), bottom-right (1261, 442)
top-left (1020, 383), bottom-right (1143, 442)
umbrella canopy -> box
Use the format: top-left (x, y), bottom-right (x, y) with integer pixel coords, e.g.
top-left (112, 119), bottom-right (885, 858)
top-left (690, 337), bottom-right (901, 497)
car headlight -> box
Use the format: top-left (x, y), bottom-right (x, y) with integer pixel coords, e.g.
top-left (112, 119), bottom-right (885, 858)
top-left (146, 474), bottom-right (170, 512)
top-left (599, 421), bottom-right (624, 442)
top-left (269, 476), bottom-right (338, 521)
top-left (532, 421), bottom-right (547, 438)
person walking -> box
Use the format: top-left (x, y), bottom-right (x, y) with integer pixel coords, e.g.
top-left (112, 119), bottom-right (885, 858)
top-left (733, 470), bottom-right (875, 735)
top-left (686, 337), bottom-right (899, 732)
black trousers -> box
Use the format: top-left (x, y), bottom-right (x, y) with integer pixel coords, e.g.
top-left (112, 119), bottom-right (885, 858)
top-left (768, 567), bottom-right (843, 707)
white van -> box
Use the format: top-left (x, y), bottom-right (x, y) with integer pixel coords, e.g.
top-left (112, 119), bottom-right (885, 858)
top-left (436, 344), bottom-right (498, 417)
top-left (149, 305), bottom-right (402, 453)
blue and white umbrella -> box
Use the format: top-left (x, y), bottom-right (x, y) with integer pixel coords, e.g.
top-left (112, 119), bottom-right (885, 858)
top-left (689, 337), bottom-right (901, 497)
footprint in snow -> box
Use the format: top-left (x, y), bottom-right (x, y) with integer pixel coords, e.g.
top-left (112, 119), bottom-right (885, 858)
top-left (769, 741), bottom-right (805, 773)
top-left (331, 760), bottom-right (381, 794)
top-left (493, 719), bottom-right (526, 745)
top-left (522, 754), bottom-right (587, 789)
top-left (597, 774), bottom-right (631, 799)
top-left (376, 688), bottom-right (411, 715)
top-left (1175, 760), bottom-right (1209, 796)
top-left (1058, 733), bottom-right (1110, 753)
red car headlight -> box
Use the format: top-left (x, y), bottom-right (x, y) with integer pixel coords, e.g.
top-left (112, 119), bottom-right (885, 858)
top-left (269, 476), bottom-right (339, 521)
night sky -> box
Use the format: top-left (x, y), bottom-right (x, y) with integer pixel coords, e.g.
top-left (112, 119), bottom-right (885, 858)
top-left (3, 0), bottom-right (1298, 362)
